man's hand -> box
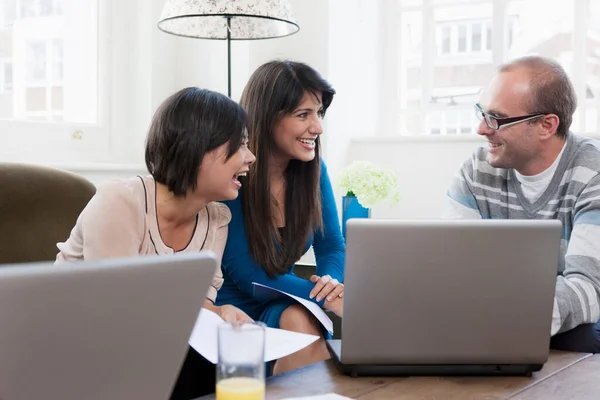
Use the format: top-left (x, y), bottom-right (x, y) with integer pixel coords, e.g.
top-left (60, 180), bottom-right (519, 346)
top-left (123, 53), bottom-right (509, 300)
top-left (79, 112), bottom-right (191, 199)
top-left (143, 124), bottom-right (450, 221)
top-left (309, 274), bottom-right (344, 302)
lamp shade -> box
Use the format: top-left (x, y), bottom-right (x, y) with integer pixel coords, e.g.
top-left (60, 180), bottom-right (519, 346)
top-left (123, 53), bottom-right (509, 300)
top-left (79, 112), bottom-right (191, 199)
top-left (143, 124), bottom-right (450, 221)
top-left (157, 0), bottom-right (300, 40)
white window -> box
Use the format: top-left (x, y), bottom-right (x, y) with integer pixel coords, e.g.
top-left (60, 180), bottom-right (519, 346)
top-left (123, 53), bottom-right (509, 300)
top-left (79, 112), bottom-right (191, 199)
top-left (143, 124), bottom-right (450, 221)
top-left (20, 0), bottom-right (62, 18)
top-left (429, 110), bottom-right (474, 135)
top-left (1, 0), bottom-right (17, 26)
top-left (0, 60), bottom-right (11, 92)
top-left (436, 20), bottom-right (492, 56)
top-left (24, 38), bottom-right (64, 120)
top-left (0, 0), bottom-right (97, 123)
top-left (397, 0), bottom-right (600, 137)
top-left (26, 41), bottom-right (48, 83)
top-left (26, 38), bottom-right (64, 87)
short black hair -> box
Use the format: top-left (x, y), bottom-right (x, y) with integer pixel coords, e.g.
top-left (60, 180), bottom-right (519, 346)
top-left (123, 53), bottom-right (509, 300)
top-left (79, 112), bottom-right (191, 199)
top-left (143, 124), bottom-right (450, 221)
top-left (145, 87), bottom-right (247, 196)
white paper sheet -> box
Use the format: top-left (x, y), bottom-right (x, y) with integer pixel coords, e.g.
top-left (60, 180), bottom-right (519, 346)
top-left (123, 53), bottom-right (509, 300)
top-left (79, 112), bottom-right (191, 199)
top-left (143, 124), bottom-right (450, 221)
top-left (188, 308), bottom-right (320, 364)
top-left (252, 282), bottom-right (334, 334)
top-left (282, 394), bottom-right (354, 400)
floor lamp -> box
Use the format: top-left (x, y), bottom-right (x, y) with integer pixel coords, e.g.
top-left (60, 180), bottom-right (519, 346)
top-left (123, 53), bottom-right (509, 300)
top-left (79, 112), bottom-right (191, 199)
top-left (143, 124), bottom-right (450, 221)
top-left (157, 0), bottom-right (300, 98)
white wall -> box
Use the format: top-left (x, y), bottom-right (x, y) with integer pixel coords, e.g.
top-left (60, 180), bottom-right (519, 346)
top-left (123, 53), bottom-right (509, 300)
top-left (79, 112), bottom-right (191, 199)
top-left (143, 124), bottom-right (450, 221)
top-left (173, 0), bottom-right (329, 101)
top-left (248, 0), bottom-right (330, 80)
top-left (106, 0), bottom-right (374, 179)
top-left (65, 137), bottom-right (484, 219)
top-left (0, 0), bottom-right (179, 167)
top-left (3, 0), bottom-right (485, 221)
top-left (324, 0), bottom-right (381, 181)
top-left (299, 134), bottom-right (484, 266)
top-left (56, 164), bottom-right (147, 186)
top-left (42, 0), bottom-right (333, 185)
top-left (346, 136), bottom-right (485, 218)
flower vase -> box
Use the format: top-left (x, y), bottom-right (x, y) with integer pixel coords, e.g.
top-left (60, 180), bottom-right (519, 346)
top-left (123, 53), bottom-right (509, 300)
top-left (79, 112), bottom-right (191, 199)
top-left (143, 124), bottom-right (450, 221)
top-left (342, 195), bottom-right (370, 240)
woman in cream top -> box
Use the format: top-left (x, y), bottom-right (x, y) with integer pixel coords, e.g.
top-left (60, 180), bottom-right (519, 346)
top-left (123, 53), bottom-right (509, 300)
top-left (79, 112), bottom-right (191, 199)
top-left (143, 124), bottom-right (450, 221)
top-left (56, 175), bottom-right (231, 303)
top-left (55, 87), bottom-right (256, 322)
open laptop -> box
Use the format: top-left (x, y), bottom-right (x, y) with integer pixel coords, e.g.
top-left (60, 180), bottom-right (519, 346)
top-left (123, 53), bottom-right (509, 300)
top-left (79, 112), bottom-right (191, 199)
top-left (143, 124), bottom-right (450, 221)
top-left (0, 251), bottom-right (218, 400)
top-left (328, 219), bottom-right (562, 377)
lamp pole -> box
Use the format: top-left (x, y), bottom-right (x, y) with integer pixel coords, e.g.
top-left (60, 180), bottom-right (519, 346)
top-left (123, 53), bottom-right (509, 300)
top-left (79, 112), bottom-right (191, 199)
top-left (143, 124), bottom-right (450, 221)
top-left (226, 16), bottom-right (232, 98)
top-left (157, 1), bottom-right (300, 99)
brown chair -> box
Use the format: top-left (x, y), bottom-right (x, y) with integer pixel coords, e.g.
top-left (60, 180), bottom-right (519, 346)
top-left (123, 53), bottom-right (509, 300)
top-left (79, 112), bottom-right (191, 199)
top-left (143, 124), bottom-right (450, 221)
top-left (0, 162), bottom-right (96, 264)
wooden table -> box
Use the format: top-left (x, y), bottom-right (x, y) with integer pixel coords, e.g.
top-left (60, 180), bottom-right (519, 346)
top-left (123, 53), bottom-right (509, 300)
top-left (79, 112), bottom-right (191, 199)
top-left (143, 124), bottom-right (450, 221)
top-left (200, 351), bottom-right (597, 399)
top-left (510, 354), bottom-right (600, 400)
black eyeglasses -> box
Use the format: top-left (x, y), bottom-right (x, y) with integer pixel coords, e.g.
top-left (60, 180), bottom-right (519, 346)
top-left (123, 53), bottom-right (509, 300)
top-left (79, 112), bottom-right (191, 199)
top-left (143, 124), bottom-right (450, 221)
top-left (474, 103), bottom-right (546, 130)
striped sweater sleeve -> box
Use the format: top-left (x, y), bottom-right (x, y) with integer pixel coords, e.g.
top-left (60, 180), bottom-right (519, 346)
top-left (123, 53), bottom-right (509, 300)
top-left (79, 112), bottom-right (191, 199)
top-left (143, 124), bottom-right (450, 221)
top-left (553, 174), bottom-right (600, 334)
top-left (443, 156), bottom-right (483, 219)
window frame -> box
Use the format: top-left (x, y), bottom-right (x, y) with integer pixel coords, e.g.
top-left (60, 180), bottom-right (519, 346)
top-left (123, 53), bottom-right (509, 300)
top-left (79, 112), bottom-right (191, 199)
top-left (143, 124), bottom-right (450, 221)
top-left (0, 59), bottom-right (12, 93)
top-left (435, 19), bottom-right (492, 56)
top-left (23, 38), bottom-right (65, 120)
top-left (395, 0), bottom-right (599, 138)
top-left (0, 0), bottom-right (110, 162)
top-left (20, 0), bottom-right (62, 19)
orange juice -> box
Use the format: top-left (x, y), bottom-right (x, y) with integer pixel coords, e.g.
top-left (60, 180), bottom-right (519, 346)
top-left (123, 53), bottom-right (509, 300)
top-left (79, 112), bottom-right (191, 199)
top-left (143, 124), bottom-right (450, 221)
top-left (216, 377), bottom-right (265, 400)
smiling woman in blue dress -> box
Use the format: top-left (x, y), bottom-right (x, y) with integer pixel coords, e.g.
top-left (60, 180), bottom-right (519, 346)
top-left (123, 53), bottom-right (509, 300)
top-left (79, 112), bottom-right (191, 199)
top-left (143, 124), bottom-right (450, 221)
top-left (216, 60), bottom-right (346, 375)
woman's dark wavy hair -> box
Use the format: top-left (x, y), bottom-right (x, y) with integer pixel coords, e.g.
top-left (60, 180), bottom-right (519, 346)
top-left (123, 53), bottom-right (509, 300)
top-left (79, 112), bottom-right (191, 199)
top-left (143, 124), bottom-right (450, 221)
top-left (240, 60), bottom-right (336, 277)
top-left (145, 87), bottom-right (247, 196)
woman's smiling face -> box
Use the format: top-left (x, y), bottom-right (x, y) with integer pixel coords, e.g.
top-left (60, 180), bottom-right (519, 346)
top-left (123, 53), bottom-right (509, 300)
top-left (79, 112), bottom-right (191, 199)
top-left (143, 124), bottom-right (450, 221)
top-left (271, 91), bottom-right (324, 163)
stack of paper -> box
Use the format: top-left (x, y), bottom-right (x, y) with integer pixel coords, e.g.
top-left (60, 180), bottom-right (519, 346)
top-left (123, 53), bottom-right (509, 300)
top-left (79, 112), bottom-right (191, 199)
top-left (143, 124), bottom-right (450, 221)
top-left (188, 308), bottom-right (320, 364)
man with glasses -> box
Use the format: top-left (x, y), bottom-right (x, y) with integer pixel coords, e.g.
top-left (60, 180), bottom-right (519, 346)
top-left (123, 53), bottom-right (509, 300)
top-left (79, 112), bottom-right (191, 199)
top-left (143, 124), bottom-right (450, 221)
top-left (445, 56), bottom-right (600, 353)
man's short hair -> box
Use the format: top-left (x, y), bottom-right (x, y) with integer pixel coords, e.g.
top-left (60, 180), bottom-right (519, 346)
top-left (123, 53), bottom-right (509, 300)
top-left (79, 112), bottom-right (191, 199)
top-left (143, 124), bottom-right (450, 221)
top-left (499, 56), bottom-right (577, 138)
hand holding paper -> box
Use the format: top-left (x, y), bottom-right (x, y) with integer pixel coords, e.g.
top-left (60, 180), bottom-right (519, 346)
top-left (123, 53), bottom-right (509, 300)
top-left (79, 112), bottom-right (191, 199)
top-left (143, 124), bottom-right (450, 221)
top-left (309, 274), bottom-right (344, 302)
top-left (188, 308), bottom-right (320, 364)
top-left (252, 282), bottom-right (334, 335)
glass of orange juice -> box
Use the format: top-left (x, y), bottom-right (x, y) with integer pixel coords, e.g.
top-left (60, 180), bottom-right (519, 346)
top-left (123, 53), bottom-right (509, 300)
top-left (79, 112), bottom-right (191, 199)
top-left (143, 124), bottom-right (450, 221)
top-left (216, 321), bottom-right (266, 400)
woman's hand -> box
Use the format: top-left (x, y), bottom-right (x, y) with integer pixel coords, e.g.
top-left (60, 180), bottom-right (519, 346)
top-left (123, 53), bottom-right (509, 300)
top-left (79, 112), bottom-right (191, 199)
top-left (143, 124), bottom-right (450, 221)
top-left (324, 296), bottom-right (343, 318)
top-left (309, 274), bottom-right (344, 302)
top-left (203, 300), bottom-right (253, 323)
top-left (218, 304), bottom-right (254, 323)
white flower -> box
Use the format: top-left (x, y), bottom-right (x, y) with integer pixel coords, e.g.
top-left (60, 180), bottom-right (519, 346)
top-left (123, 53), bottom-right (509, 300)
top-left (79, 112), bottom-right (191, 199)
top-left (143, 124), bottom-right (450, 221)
top-left (338, 161), bottom-right (401, 208)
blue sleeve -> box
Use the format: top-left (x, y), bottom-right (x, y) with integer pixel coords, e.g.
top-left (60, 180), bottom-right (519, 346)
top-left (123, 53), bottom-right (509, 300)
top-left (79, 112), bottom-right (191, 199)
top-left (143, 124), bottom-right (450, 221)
top-left (221, 196), bottom-right (328, 306)
top-left (313, 161), bottom-right (345, 282)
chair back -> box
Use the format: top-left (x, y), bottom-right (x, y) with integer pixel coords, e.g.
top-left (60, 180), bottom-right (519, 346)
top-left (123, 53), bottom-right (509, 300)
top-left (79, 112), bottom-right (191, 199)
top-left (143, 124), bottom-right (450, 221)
top-left (0, 163), bottom-right (96, 263)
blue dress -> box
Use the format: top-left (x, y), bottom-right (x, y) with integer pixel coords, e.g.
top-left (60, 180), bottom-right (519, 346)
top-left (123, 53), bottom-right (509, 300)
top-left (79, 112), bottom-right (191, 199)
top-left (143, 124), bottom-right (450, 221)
top-left (215, 161), bottom-right (345, 329)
